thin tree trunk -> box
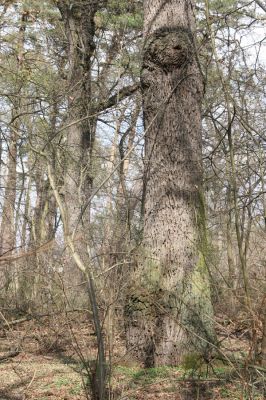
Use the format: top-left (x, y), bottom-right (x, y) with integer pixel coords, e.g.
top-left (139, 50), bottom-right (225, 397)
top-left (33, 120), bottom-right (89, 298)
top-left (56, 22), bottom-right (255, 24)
top-left (0, 126), bottom-right (17, 292)
top-left (0, 12), bottom-right (27, 293)
top-left (56, 3), bottom-right (108, 398)
top-left (261, 296), bottom-right (266, 366)
top-left (259, 148), bottom-right (266, 366)
top-left (226, 180), bottom-right (237, 313)
top-left (57, 1), bottom-right (98, 302)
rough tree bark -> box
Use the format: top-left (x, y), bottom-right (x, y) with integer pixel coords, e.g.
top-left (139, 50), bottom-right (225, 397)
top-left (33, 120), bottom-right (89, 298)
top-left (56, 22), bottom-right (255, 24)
top-left (126, 0), bottom-right (215, 367)
top-left (56, 0), bottom-right (101, 302)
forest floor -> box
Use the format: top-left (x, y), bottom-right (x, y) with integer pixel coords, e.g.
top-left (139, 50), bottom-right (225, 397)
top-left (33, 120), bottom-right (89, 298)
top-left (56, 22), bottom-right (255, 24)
top-left (0, 312), bottom-right (265, 400)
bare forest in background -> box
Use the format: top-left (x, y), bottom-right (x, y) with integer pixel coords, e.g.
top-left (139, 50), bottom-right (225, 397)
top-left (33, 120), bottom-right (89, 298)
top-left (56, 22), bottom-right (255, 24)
top-left (0, 1), bottom-right (265, 399)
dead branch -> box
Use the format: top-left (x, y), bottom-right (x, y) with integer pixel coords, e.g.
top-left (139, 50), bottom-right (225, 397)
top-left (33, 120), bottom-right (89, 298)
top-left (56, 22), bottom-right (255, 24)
top-left (0, 350), bottom-right (20, 362)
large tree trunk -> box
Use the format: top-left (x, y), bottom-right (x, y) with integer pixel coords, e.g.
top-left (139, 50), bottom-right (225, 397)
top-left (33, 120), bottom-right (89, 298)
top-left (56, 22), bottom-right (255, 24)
top-left (126, 0), bottom-right (215, 367)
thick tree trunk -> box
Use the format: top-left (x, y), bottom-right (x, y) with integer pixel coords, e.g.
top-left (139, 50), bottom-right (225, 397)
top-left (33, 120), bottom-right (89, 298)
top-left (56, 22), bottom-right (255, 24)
top-left (126, 0), bottom-right (215, 366)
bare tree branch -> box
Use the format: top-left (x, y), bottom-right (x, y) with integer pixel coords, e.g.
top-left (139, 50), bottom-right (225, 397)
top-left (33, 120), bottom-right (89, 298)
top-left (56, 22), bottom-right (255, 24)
top-left (97, 82), bottom-right (140, 112)
top-left (254, 0), bottom-right (266, 12)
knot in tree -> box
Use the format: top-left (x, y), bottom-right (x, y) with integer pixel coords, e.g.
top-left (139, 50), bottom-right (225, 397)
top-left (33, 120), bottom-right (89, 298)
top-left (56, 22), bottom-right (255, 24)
top-left (144, 28), bottom-right (193, 71)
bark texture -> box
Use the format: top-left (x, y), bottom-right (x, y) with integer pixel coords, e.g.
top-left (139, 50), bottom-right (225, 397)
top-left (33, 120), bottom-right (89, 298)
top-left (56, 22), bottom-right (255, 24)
top-left (126, 0), bottom-right (215, 366)
top-left (57, 1), bottom-right (100, 302)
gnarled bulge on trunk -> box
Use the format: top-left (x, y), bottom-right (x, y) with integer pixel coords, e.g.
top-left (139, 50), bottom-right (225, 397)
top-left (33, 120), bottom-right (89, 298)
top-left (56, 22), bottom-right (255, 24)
top-left (143, 27), bottom-right (193, 71)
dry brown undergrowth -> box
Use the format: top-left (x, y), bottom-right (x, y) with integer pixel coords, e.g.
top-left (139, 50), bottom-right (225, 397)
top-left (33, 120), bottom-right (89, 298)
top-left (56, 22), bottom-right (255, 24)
top-left (0, 313), bottom-right (265, 400)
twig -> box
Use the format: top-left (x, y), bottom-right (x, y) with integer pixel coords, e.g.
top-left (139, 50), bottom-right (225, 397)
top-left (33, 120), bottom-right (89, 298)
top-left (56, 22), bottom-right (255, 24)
top-left (254, 0), bottom-right (266, 12)
top-left (26, 370), bottom-right (36, 389)
top-left (0, 350), bottom-right (20, 362)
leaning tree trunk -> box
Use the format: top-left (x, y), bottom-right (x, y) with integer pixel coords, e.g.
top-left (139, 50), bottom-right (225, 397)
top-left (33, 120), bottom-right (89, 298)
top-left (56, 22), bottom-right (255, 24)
top-left (126, 0), bottom-right (215, 367)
